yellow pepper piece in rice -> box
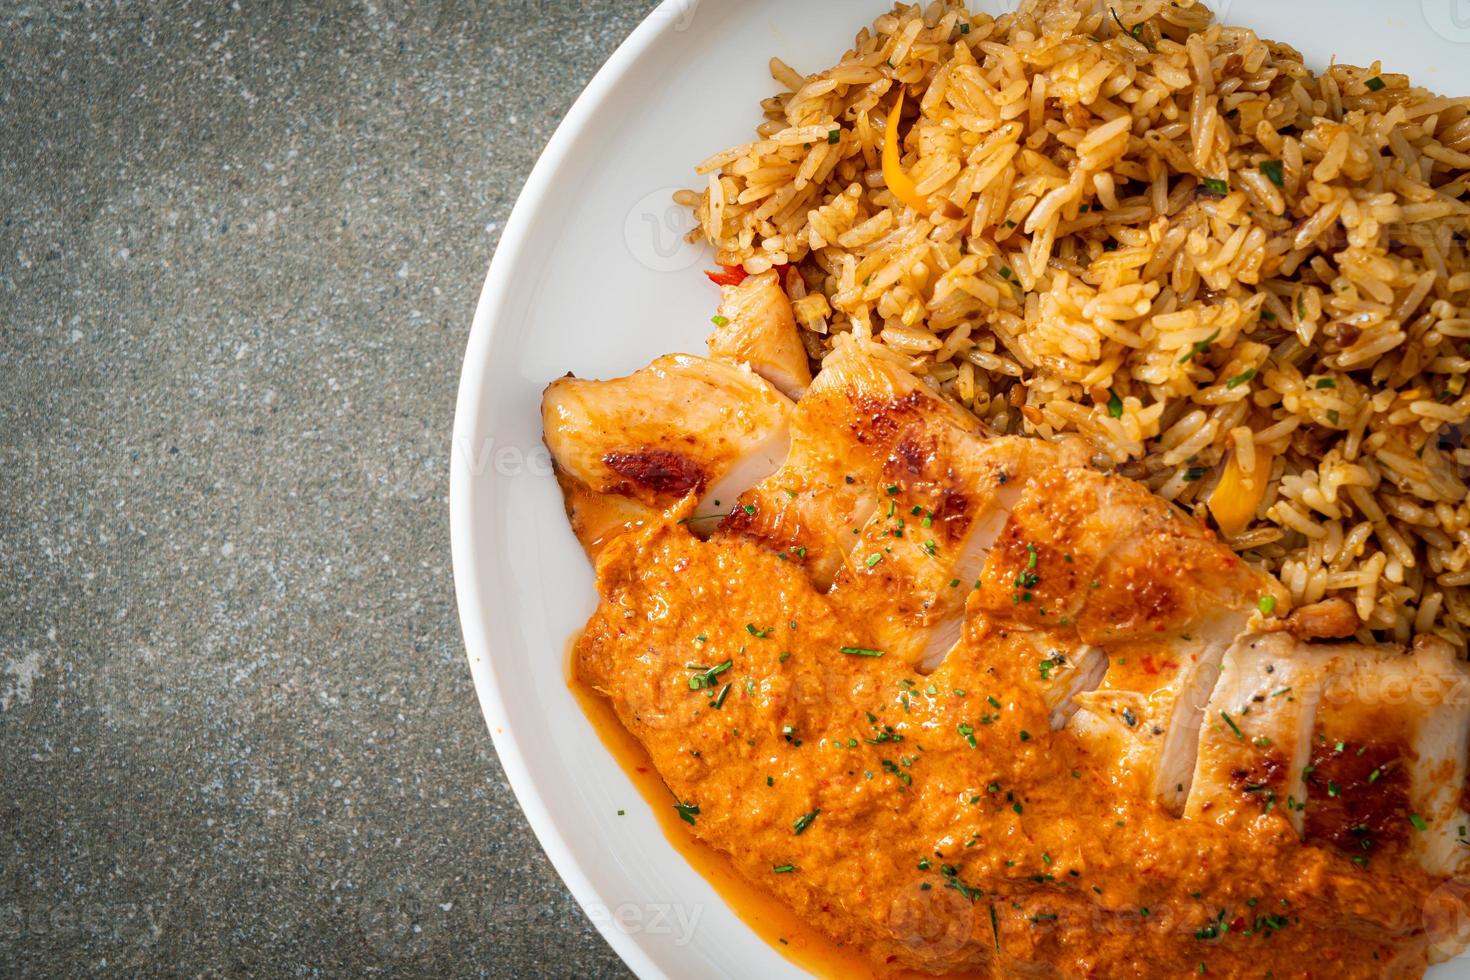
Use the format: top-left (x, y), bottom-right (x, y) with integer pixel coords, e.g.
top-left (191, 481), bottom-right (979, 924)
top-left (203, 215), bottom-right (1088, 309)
top-left (1208, 450), bottom-right (1273, 540)
top-left (882, 91), bottom-right (930, 214)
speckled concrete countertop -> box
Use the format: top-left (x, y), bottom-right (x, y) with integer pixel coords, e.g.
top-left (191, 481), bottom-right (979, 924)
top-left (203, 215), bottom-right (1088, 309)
top-left (0, 1), bottom-right (657, 974)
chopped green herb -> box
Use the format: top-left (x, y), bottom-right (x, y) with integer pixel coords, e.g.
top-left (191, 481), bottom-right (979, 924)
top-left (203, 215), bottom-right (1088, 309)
top-left (1225, 368), bottom-right (1257, 389)
top-left (1106, 388), bottom-right (1124, 418)
top-left (999, 266), bottom-right (1013, 280)
top-left (840, 646), bottom-right (886, 657)
top-left (958, 723), bottom-right (978, 749)
top-left (1326, 409), bottom-right (1340, 424)
top-left (1258, 595), bottom-right (1277, 615)
top-left (793, 809), bottom-right (821, 835)
top-left (1316, 378), bottom-right (1337, 389)
top-left (1259, 159), bottom-right (1284, 187)
top-left (1179, 329), bottom-right (1221, 364)
top-left (1411, 813), bottom-right (1429, 832)
top-left (741, 503), bottom-right (756, 515)
top-left (1221, 711), bottom-right (1244, 740)
top-left (827, 129), bottom-right (841, 144)
top-left (674, 802), bottom-right (700, 825)
top-left (711, 315), bottom-right (730, 327)
top-left (1202, 177), bottom-right (1229, 195)
top-left (773, 863), bottom-right (797, 873)
top-left (866, 553), bottom-right (883, 568)
top-left (1365, 76), bottom-right (1386, 92)
top-left (687, 660), bottom-right (733, 690)
top-left (746, 623), bottom-right (769, 638)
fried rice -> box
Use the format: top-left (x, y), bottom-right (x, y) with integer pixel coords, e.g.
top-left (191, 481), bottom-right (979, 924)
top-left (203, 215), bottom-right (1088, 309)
top-left (680, 0), bottom-right (1470, 651)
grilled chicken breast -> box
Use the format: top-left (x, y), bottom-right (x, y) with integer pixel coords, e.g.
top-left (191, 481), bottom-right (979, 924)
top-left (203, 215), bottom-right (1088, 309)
top-left (717, 340), bottom-right (982, 590)
top-left (549, 307), bottom-right (1462, 975)
top-left (542, 354), bottom-right (793, 556)
top-left (1189, 631), bottom-right (1470, 895)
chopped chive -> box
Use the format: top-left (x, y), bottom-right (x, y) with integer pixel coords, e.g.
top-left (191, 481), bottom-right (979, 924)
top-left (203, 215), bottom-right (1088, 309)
top-left (999, 266), bottom-right (1013, 280)
top-left (710, 314), bottom-right (730, 327)
top-left (1221, 711), bottom-right (1244, 740)
top-left (1202, 177), bottom-right (1228, 195)
top-left (773, 863), bottom-right (797, 873)
top-left (746, 623), bottom-right (769, 637)
top-left (1365, 76), bottom-right (1386, 92)
top-left (1258, 595), bottom-right (1277, 615)
top-left (840, 646), bottom-right (886, 657)
top-left (1225, 368), bottom-right (1257, 389)
top-left (1179, 329), bottom-right (1221, 364)
top-left (793, 809), bottom-right (820, 835)
top-left (827, 129), bottom-right (841, 144)
top-left (741, 503), bottom-right (756, 515)
top-left (1315, 378), bottom-right (1337, 389)
top-left (674, 802), bottom-right (700, 825)
top-left (1259, 160), bottom-right (1284, 187)
top-left (866, 553), bottom-right (883, 568)
top-left (1411, 813), bottom-right (1428, 832)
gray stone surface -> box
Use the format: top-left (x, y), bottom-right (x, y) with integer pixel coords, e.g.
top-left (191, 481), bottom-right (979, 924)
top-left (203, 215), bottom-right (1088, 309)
top-left (0, 1), bottom-right (658, 974)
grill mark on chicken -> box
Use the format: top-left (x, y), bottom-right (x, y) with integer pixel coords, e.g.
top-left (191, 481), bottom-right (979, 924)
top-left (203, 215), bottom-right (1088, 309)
top-left (603, 449), bottom-right (706, 497)
top-left (848, 391), bottom-right (929, 447)
top-left (1305, 740), bottom-right (1412, 857)
top-left (1228, 755), bottom-right (1287, 809)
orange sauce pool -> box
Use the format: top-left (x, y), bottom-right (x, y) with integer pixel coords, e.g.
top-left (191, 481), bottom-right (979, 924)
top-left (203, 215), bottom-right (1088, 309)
top-left (571, 665), bottom-right (951, 979)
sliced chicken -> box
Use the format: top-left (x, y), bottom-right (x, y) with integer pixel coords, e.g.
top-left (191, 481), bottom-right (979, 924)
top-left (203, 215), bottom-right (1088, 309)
top-left (1307, 634), bottom-right (1470, 879)
top-left (826, 422), bottom-right (1090, 672)
top-left (1184, 631), bottom-right (1326, 836)
top-left (708, 270), bottom-right (813, 400)
top-left (717, 339), bottom-right (982, 589)
top-left (972, 463), bottom-right (1282, 814)
top-left (542, 354), bottom-right (793, 557)
top-left (1187, 631), bottom-right (1470, 883)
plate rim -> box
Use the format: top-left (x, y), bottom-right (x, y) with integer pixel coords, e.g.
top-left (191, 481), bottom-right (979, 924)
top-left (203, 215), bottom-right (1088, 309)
top-left (448, 3), bottom-right (696, 977)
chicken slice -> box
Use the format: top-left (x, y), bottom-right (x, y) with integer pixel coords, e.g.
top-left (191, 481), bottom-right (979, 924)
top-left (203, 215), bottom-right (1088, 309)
top-left (1187, 631), bottom-right (1470, 882)
top-left (972, 463), bottom-right (1281, 814)
top-left (707, 270), bottom-right (813, 400)
top-left (1184, 631), bottom-right (1324, 835)
top-left (827, 423), bottom-right (1090, 672)
top-left (717, 340), bottom-right (981, 590)
top-left (543, 354), bottom-right (793, 557)
top-left (1306, 634), bottom-right (1470, 879)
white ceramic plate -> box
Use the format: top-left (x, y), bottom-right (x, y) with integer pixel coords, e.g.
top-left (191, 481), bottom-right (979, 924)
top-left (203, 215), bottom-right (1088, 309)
top-left (451, 3), bottom-right (1470, 976)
